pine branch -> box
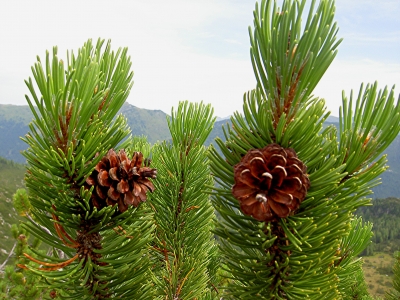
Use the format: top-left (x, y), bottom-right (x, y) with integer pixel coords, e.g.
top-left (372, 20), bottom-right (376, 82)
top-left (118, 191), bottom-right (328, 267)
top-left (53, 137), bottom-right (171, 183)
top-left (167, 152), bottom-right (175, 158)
top-left (209, 0), bottom-right (400, 299)
top-left (20, 38), bottom-right (155, 299)
top-left (150, 101), bottom-right (219, 299)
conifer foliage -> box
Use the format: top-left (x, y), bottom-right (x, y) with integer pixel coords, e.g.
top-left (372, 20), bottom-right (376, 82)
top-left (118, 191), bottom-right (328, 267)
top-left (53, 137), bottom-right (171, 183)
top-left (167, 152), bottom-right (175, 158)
top-left (150, 102), bottom-right (220, 299)
top-left (20, 39), bottom-right (155, 299)
top-left (335, 217), bottom-right (373, 299)
top-left (0, 223), bottom-right (46, 300)
top-left (209, 0), bottom-right (400, 299)
top-left (0, 189), bottom-right (46, 299)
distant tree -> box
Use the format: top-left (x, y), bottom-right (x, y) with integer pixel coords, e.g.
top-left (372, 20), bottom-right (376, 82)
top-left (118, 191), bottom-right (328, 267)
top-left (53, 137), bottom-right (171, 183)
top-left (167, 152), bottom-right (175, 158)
top-left (357, 198), bottom-right (400, 255)
top-left (386, 251), bottom-right (400, 300)
top-left (0, 190), bottom-right (47, 300)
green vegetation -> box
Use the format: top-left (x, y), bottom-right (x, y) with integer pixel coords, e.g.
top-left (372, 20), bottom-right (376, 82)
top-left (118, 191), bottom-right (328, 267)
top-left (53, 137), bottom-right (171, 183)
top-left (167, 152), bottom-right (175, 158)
top-left (150, 102), bottom-right (219, 298)
top-left (363, 253), bottom-right (395, 298)
top-left (386, 251), bottom-right (400, 300)
top-left (0, 158), bottom-right (25, 257)
top-left (0, 224), bottom-right (48, 300)
top-left (357, 198), bottom-right (400, 256)
top-left (0, 119), bottom-right (29, 164)
top-left (119, 103), bottom-right (170, 143)
top-left (1, 162), bottom-right (398, 298)
top-left (0, 0), bottom-right (399, 299)
top-left (354, 198), bottom-right (400, 297)
top-left (0, 105), bottom-right (37, 125)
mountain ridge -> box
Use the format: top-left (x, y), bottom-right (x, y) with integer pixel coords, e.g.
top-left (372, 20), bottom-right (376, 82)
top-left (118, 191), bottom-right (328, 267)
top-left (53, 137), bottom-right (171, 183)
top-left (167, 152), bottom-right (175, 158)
top-left (0, 103), bottom-right (399, 198)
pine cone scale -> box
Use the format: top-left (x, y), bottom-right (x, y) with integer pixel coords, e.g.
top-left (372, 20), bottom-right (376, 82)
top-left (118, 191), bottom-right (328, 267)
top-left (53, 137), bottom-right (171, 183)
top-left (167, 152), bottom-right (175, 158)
top-left (133, 182), bottom-right (142, 197)
top-left (107, 150), bottom-right (118, 168)
top-left (249, 157), bottom-right (267, 177)
top-left (280, 177), bottom-right (302, 193)
top-left (240, 195), bottom-right (259, 206)
top-left (117, 199), bottom-right (128, 212)
top-left (268, 154), bottom-right (287, 169)
top-left (107, 186), bottom-right (120, 201)
top-left (269, 199), bottom-right (290, 218)
top-left (271, 166), bottom-right (287, 187)
top-left (117, 180), bottom-right (129, 193)
top-left (239, 169), bottom-right (259, 188)
top-left (109, 167), bottom-right (118, 180)
top-left (96, 186), bottom-right (107, 200)
top-left (286, 165), bottom-right (303, 178)
top-left (269, 189), bottom-right (293, 205)
top-left (124, 191), bottom-right (135, 206)
top-left (141, 167), bottom-right (157, 179)
top-left (232, 182), bottom-right (257, 199)
top-left (98, 170), bottom-right (111, 187)
top-left (138, 179), bottom-right (155, 192)
top-left (86, 175), bottom-right (96, 186)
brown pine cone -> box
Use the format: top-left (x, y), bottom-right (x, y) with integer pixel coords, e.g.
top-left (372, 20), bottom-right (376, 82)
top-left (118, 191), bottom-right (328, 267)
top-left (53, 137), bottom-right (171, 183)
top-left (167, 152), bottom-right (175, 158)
top-left (232, 143), bottom-right (310, 222)
top-left (86, 149), bottom-right (157, 213)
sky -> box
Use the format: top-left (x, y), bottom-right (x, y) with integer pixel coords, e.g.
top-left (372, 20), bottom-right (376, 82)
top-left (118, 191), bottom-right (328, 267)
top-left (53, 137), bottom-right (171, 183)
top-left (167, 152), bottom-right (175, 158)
top-left (0, 0), bottom-right (399, 118)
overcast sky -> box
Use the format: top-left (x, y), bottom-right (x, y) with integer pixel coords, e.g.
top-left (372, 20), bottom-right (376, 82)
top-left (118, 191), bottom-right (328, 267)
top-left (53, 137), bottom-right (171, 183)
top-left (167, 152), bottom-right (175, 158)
top-left (0, 0), bottom-right (399, 117)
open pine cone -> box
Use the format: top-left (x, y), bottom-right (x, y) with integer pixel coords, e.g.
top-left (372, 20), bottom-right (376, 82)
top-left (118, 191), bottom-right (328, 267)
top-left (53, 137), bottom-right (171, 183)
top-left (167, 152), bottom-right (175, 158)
top-left (232, 143), bottom-right (310, 222)
top-left (85, 149), bottom-right (157, 213)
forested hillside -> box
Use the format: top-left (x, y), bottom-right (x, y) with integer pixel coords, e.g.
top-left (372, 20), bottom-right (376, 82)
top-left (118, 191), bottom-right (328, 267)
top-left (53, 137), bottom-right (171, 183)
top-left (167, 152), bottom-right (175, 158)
top-left (0, 157), bottom-right (25, 257)
top-left (0, 103), bottom-right (171, 163)
top-left (355, 198), bottom-right (400, 297)
top-left (357, 197), bottom-right (400, 256)
top-left (0, 104), bottom-right (399, 198)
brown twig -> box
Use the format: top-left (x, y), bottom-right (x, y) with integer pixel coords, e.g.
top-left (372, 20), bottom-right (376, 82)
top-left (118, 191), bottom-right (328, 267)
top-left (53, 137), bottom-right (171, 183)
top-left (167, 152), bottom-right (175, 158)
top-left (175, 268), bottom-right (194, 297)
top-left (112, 226), bottom-right (133, 239)
top-left (0, 242), bottom-right (17, 272)
top-left (20, 253), bottom-right (79, 271)
top-left (185, 206), bottom-right (200, 213)
top-left (52, 211), bottom-right (79, 248)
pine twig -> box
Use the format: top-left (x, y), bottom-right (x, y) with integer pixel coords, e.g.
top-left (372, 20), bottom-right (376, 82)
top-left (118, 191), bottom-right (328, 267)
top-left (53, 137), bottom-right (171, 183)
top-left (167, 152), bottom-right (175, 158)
top-left (0, 242), bottom-right (17, 272)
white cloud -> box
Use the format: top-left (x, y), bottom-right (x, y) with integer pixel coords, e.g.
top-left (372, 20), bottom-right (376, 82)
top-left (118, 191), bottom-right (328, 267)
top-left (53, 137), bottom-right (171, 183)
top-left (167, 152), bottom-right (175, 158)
top-left (224, 39), bottom-right (242, 45)
top-left (0, 0), bottom-right (398, 119)
top-left (314, 58), bottom-right (400, 116)
top-left (335, 0), bottom-right (400, 15)
top-left (342, 32), bottom-right (400, 43)
top-left (128, 50), bottom-right (256, 117)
